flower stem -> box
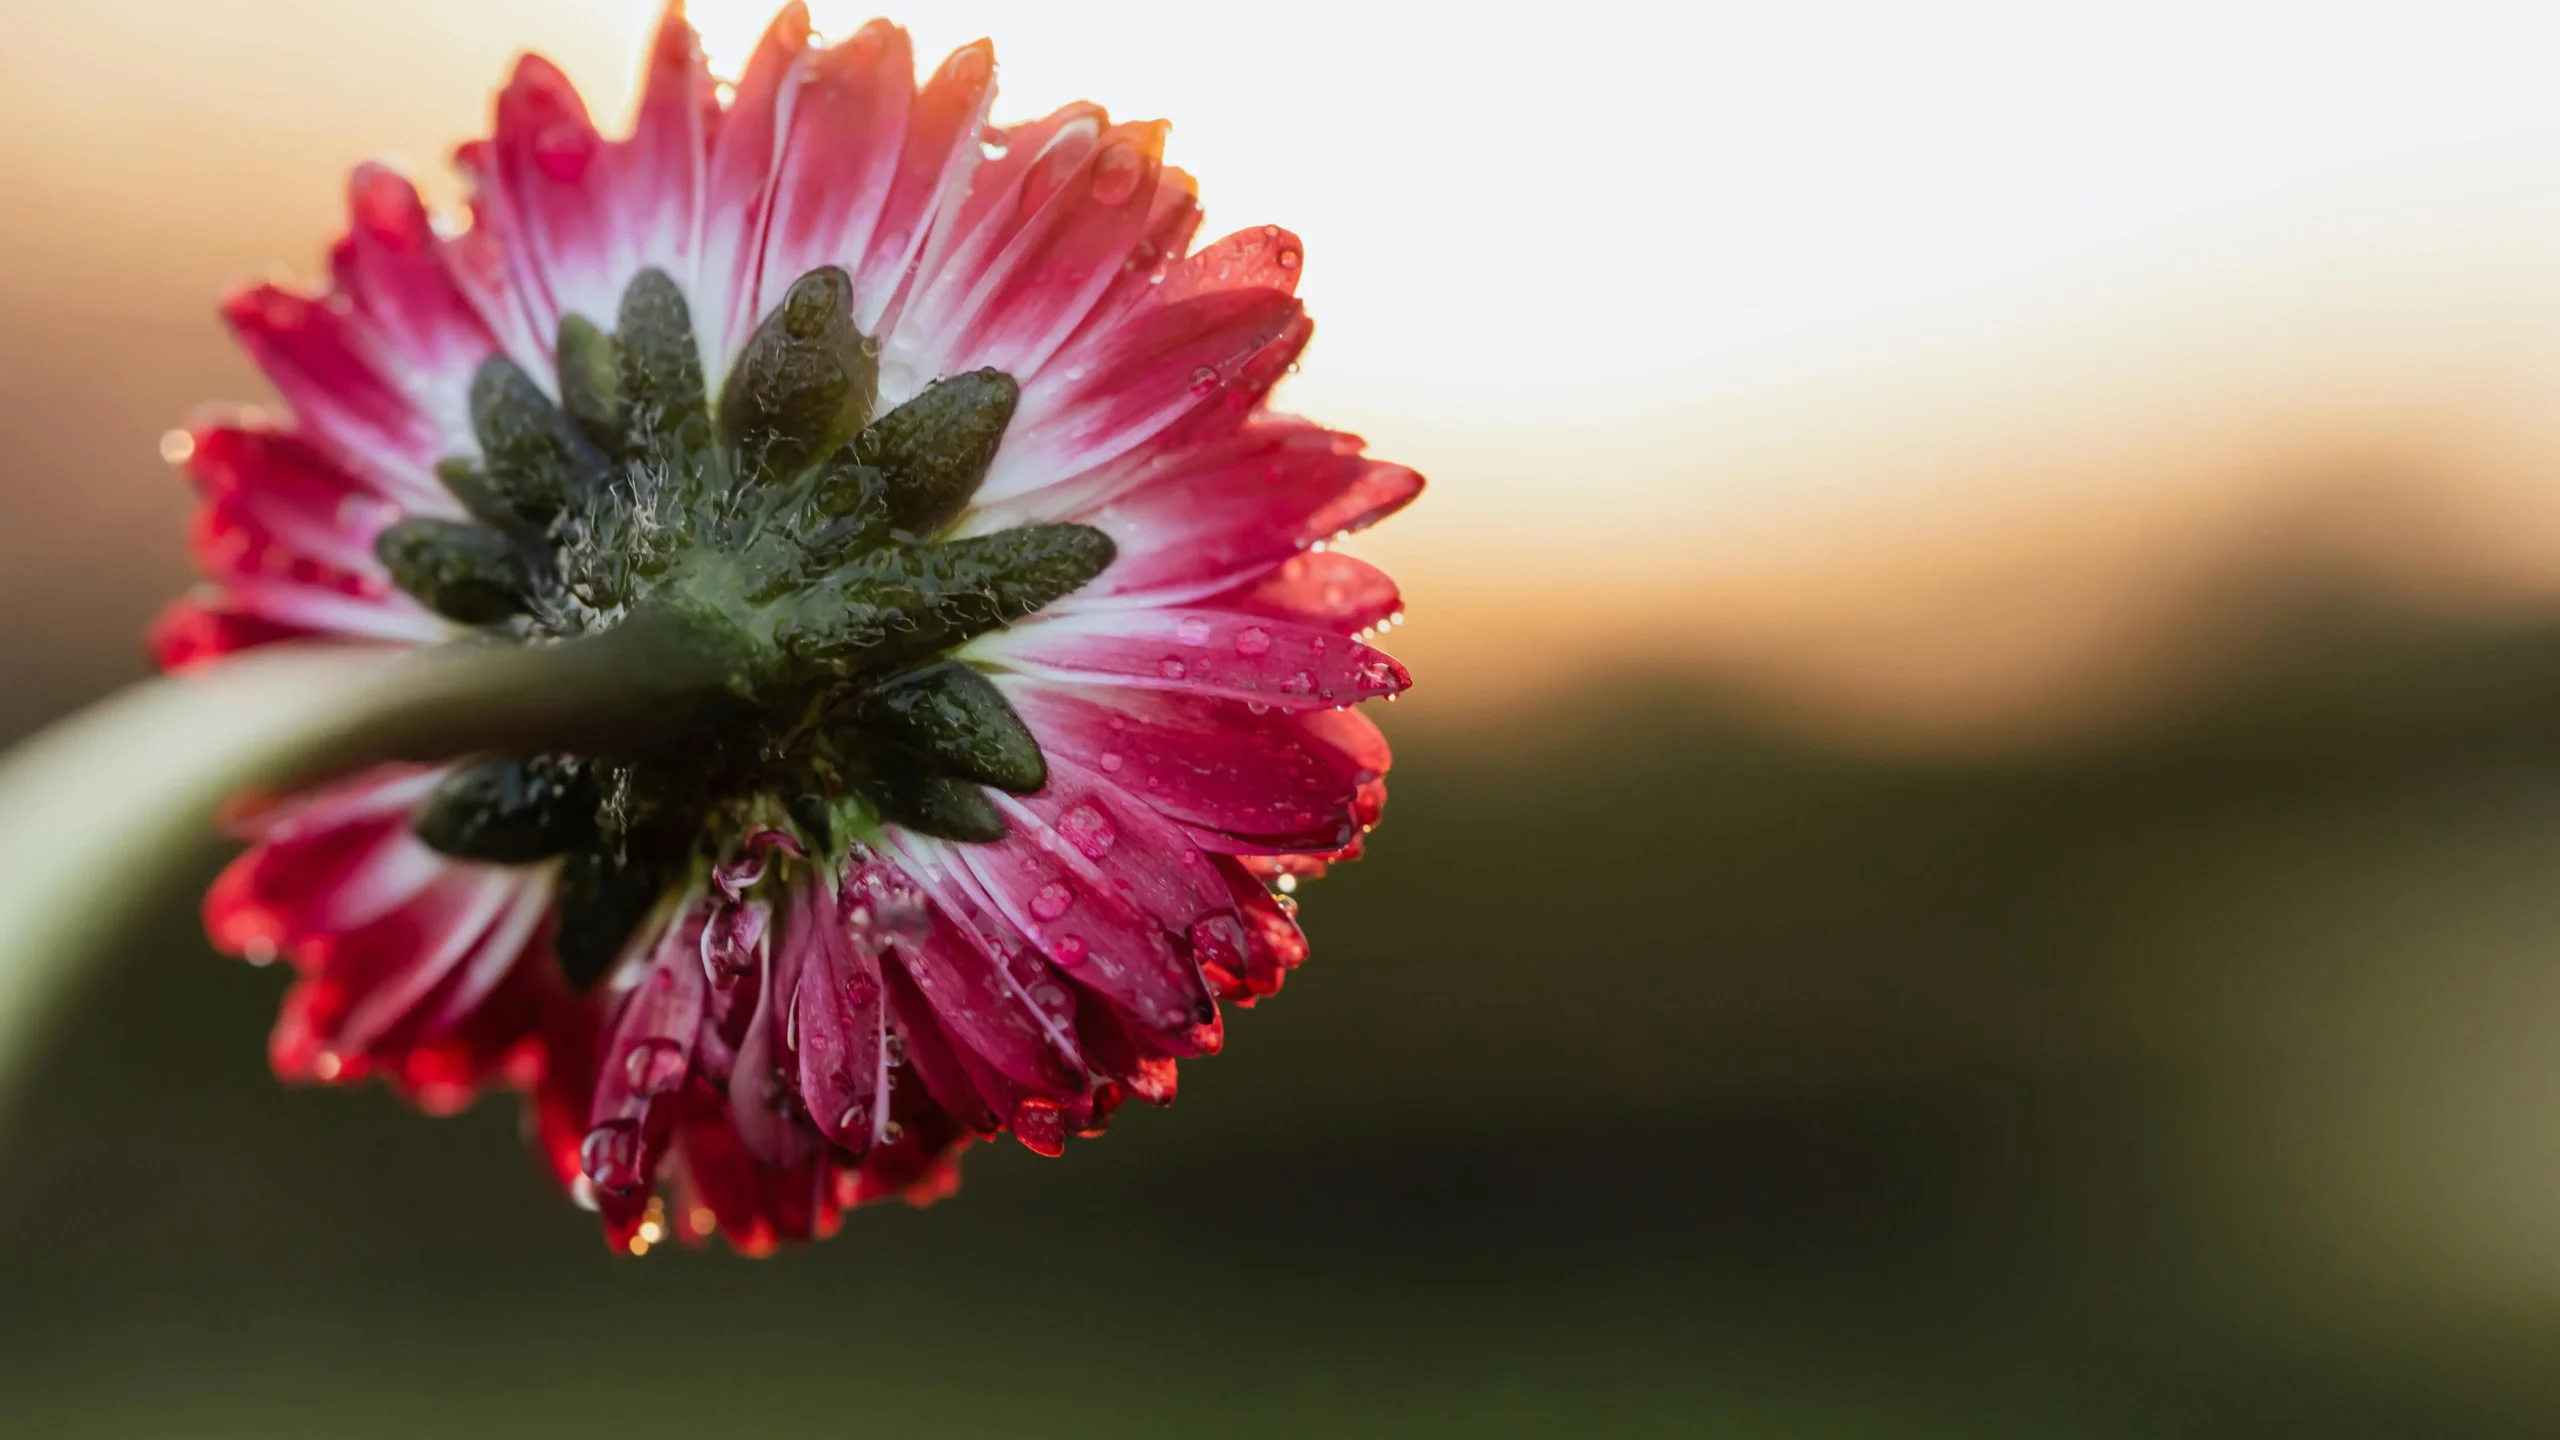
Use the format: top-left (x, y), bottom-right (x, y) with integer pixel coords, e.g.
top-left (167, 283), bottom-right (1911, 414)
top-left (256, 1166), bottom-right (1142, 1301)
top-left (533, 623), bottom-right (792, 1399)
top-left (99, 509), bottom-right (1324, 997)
top-left (0, 610), bottom-right (741, 1110)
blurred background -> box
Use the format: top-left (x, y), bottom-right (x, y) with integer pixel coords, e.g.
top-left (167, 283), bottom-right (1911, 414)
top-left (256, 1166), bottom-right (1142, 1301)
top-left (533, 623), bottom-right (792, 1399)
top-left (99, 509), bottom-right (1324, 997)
top-left (11, 0), bottom-right (2560, 1432)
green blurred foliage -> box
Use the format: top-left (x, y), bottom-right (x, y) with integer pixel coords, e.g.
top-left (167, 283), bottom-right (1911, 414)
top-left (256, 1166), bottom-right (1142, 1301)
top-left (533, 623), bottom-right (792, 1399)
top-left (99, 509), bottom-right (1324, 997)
top-left (10, 605), bottom-right (2560, 1434)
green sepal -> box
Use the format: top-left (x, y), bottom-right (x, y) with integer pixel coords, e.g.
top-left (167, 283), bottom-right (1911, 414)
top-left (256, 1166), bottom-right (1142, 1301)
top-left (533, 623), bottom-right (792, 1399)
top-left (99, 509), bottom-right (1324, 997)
top-left (868, 766), bottom-right (1007, 843)
top-left (554, 314), bottom-right (623, 453)
top-left (855, 368), bottom-right (1018, 534)
top-left (859, 661), bottom-right (1045, 793)
top-left (777, 523), bottom-right (1115, 674)
top-left (555, 835), bottom-right (671, 991)
top-left (615, 268), bottom-right (713, 475)
top-left (410, 754), bottom-right (596, 863)
top-left (374, 517), bottom-right (540, 624)
top-left (719, 266), bottom-right (879, 484)
top-left (433, 459), bottom-right (529, 532)
top-left (469, 356), bottom-right (607, 522)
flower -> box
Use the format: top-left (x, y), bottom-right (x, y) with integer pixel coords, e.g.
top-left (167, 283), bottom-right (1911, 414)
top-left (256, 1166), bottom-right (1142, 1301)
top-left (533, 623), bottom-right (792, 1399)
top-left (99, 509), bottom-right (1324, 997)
top-left (157, 3), bottom-right (1419, 1252)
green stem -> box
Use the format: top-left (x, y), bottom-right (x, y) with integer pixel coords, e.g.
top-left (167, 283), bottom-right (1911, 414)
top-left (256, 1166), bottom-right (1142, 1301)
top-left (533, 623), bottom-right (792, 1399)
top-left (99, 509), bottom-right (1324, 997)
top-left (0, 612), bottom-right (738, 1107)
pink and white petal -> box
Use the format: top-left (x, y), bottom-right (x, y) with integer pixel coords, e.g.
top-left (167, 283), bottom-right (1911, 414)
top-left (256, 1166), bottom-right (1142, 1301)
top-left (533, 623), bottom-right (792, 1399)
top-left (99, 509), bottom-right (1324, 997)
top-left (783, 876), bottom-right (891, 1154)
top-left (584, 907), bottom-right (710, 1192)
top-left (1201, 552), bottom-right (1404, 636)
top-left (995, 678), bottom-right (1368, 849)
top-left (205, 767), bottom-right (449, 955)
top-left (880, 958), bottom-right (1001, 1135)
top-left (880, 103), bottom-right (1105, 388)
top-left (865, 839), bottom-right (1087, 1090)
top-left (478, 54), bottom-right (625, 343)
top-left (754, 20), bottom-right (916, 329)
top-left (968, 287), bottom-right (1306, 509)
top-left (269, 861), bottom-right (520, 1083)
top-left (848, 38), bottom-right (995, 342)
top-left (1069, 418), bottom-right (1423, 600)
top-left (998, 755), bottom-right (1238, 941)
top-left (331, 165), bottom-right (502, 448)
top-left (962, 222), bottom-right (1310, 509)
top-left (954, 813), bottom-right (1216, 1045)
top-left (693, 6), bottom-right (814, 376)
top-left (893, 116), bottom-right (1173, 386)
top-left (210, 576), bottom-right (452, 648)
top-left (152, 597), bottom-right (322, 671)
top-left (330, 867), bottom-right (523, 1056)
top-left (971, 606), bottom-right (1407, 710)
top-left (724, 933), bottom-right (811, 1168)
top-left (421, 873), bottom-right (560, 1035)
top-left (1055, 165), bottom-right (1202, 352)
top-left (181, 423), bottom-right (415, 571)
top-left (616, 4), bottom-right (718, 283)
top-left (222, 284), bottom-right (453, 512)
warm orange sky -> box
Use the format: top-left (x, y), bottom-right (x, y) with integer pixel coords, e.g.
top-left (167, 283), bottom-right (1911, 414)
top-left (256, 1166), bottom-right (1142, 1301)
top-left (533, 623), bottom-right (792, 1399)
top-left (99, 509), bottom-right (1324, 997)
top-left (14, 2), bottom-right (2560, 740)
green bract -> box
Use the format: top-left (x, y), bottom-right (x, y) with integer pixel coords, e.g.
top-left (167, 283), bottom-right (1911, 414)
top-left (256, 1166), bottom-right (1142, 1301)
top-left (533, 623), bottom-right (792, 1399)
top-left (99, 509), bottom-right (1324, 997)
top-left (373, 266), bottom-right (1112, 979)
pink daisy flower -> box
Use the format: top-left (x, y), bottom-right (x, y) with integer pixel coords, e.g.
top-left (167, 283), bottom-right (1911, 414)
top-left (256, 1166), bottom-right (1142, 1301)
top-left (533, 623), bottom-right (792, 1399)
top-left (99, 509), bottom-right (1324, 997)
top-left (157, 3), bottom-right (1418, 1254)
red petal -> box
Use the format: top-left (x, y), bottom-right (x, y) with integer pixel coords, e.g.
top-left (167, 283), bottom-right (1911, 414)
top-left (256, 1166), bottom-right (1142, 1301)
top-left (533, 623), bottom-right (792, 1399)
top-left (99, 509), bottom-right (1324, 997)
top-left (755, 20), bottom-right (918, 330)
top-left (1206, 552), bottom-right (1404, 636)
top-left (977, 286), bottom-right (1306, 507)
top-left (696, 4), bottom-right (815, 368)
top-left (998, 678), bottom-right (1371, 849)
top-left (1078, 417), bottom-right (1423, 599)
top-left (983, 606), bottom-right (1408, 711)
top-left (964, 800), bottom-right (1218, 1049)
top-left (583, 910), bottom-right (708, 1195)
top-left (896, 114), bottom-right (1174, 383)
top-left (783, 876), bottom-right (891, 1155)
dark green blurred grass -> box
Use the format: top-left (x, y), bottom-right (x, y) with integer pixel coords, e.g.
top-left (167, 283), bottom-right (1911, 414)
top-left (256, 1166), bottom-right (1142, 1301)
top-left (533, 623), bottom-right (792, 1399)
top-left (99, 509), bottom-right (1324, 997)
top-left (11, 608), bottom-right (2560, 1434)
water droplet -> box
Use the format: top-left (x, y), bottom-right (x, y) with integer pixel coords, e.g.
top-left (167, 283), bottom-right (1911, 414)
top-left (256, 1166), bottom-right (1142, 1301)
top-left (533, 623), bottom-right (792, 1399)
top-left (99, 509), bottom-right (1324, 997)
top-left (1090, 142), bottom-right (1144, 205)
top-left (622, 1038), bottom-right (687, 1096)
top-left (1100, 751), bottom-right (1125, 773)
top-left (1031, 982), bottom-right (1072, 1013)
top-left (1157, 655), bottom-right (1188, 680)
top-left (580, 1120), bottom-right (644, 1191)
top-left (1030, 881), bottom-right (1074, 921)
top-left (1277, 247), bottom-right (1301, 271)
top-left (1234, 626), bottom-right (1273, 658)
top-left (1275, 873), bottom-right (1300, 895)
top-left (1279, 671), bottom-right (1315, 695)
top-left (884, 1033), bottom-right (907, 1065)
top-left (1176, 616), bottom-right (1212, 646)
top-left (1189, 916), bottom-right (1246, 973)
top-left (883, 1119), bottom-right (906, 1143)
top-left (1058, 801), bottom-right (1119, 858)
top-left (1188, 365), bottom-right (1219, 396)
top-left (157, 429), bottom-right (195, 466)
top-left (1053, 934), bottom-right (1089, 965)
top-left (312, 1050), bottom-right (343, 1081)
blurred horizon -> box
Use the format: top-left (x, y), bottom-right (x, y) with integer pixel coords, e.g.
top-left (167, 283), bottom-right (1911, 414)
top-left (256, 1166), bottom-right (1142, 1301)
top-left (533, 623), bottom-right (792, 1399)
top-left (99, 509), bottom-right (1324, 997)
top-left (23, 3), bottom-right (2560, 744)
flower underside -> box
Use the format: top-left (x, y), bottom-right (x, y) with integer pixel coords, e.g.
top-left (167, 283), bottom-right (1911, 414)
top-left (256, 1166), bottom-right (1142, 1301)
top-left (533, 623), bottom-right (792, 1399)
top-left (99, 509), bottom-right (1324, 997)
top-left (384, 264), bottom-right (1114, 985)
